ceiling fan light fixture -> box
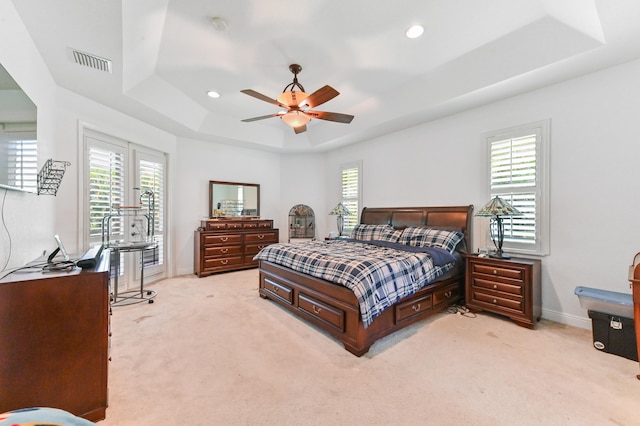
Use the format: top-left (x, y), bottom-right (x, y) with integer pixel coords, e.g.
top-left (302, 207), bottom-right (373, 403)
top-left (281, 111), bottom-right (310, 128)
top-left (277, 90), bottom-right (308, 107)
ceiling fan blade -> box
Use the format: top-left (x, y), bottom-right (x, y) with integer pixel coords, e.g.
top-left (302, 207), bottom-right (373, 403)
top-left (305, 110), bottom-right (354, 124)
top-left (241, 89), bottom-right (287, 108)
top-left (302, 85), bottom-right (339, 108)
top-left (293, 124), bottom-right (307, 134)
top-left (241, 113), bottom-right (281, 122)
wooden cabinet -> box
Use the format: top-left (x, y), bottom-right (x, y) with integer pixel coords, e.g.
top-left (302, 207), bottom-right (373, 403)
top-left (0, 251), bottom-right (110, 421)
top-left (465, 255), bottom-right (541, 329)
top-left (194, 218), bottom-right (279, 277)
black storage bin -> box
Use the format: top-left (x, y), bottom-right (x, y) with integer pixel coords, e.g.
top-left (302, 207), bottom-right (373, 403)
top-left (588, 310), bottom-right (638, 362)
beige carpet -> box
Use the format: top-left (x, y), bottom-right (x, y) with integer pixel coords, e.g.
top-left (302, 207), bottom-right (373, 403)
top-left (98, 270), bottom-right (640, 426)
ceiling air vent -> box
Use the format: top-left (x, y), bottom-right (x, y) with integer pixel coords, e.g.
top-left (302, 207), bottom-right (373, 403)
top-left (70, 48), bottom-right (112, 73)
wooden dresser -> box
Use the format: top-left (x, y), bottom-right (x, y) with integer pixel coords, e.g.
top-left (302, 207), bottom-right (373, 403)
top-left (194, 218), bottom-right (279, 277)
top-left (465, 255), bottom-right (541, 329)
top-left (0, 251), bottom-right (110, 421)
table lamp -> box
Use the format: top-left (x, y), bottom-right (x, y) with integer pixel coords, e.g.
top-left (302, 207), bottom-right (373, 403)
top-left (475, 196), bottom-right (522, 259)
top-left (329, 202), bottom-right (351, 237)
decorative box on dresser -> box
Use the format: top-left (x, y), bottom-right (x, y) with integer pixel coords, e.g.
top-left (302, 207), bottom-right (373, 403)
top-left (465, 255), bottom-right (541, 329)
top-left (0, 251), bottom-right (111, 422)
top-left (195, 218), bottom-right (279, 277)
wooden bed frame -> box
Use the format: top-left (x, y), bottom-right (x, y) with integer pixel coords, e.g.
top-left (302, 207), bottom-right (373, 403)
top-left (258, 205), bottom-right (474, 356)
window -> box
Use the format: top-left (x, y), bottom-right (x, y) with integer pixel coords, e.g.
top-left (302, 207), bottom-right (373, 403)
top-left (2, 126), bottom-right (37, 192)
top-left (84, 130), bottom-right (166, 290)
top-left (485, 120), bottom-right (549, 255)
top-left (340, 161), bottom-right (361, 235)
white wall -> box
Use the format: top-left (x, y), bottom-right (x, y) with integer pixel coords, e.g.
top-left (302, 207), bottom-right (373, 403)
top-left (280, 154), bottom-right (327, 240)
top-left (173, 137), bottom-right (281, 276)
top-left (326, 58), bottom-right (640, 328)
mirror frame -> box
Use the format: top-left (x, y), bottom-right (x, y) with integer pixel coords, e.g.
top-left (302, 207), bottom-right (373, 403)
top-left (209, 180), bottom-right (260, 218)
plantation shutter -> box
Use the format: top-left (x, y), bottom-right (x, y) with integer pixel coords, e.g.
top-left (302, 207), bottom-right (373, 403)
top-left (138, 158), bottom-right (164, 267)
top-left (489, 133), bottom-right (537, 244)
top-left (5, 130), bottom-right (37, 192)
top-left (88, 144), bottom-right (125, 245)
top-left (341, 164), bottom-right (360, 233)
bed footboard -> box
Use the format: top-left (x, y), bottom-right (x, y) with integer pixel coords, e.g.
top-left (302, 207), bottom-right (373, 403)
top-left (258, 260), bottom-right (463, 356)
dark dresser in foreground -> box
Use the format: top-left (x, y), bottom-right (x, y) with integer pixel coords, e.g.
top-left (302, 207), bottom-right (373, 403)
top-left (194, 218), bottom-right (279, 277)
top-left (0, 251), bottom-right (110, 421)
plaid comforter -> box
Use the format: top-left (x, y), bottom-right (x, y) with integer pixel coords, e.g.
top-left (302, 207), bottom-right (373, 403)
top-left (254, 239), bottom-right (456, 328)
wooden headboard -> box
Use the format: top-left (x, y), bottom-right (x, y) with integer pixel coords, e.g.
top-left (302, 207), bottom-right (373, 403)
top-left (360, 205), bottom-right (474, 253)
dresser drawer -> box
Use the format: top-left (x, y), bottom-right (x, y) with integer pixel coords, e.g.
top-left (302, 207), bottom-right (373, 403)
top-left (205, 222), bottom-right (228, 231)
top-left (257, 220), bottom-right (273, 229)
top-left (433, 284), bottom-right (460, 306)
top-left (298, 293), bottom-right (345, 332)
top-left (204, 256), bottom-right (243, 269)
top-left (472, 290), bottom-right (524, 313)
top-left (203, 234), bottom-right (243, 245)
top-left (205, 245), bottom-right (242, 257)
top-left (395, 293), bottom-right (432, 323)
top-left (262, 277), bottom-right (293, 304)
top-left (471, 277), bottom-right (523, 296)
top-left (245, 232), bottom-right (278, 243)
top-left (472, 263), bottom-right (524, 281)
top-left (245, 242), bottom-right (275, 256)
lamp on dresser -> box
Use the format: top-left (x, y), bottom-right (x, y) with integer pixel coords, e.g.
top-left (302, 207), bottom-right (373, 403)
top-left (475, 195), bottom-right (522, 259)
top-left (329, 202), bottom-right (351, 237)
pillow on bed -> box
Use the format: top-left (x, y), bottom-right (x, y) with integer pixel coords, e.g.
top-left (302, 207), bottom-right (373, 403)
top-left (398, 226), bottom-right (465, 253)
top-left (378, 228), bottom-right (403, 243)
top-left (351, 224), bottom-right (394, 241)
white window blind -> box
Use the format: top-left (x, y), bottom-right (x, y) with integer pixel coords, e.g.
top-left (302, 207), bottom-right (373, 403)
top-left (88, 145), bottom-right (125, 244)
top-left (340, 162), bottom-right (361, 234)
top-left (486, 120), bottom-right (549, 255)
top-left (5, 131), bottom-right (37, 192)
top-left (138, 158), bottom-right (164, 267)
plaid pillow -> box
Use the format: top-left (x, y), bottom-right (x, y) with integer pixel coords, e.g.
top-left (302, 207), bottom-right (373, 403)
top-left (351, 224), bottom-right (394, 241)
top-left (398, 226), bottom-right (464, 253)
top-left (378, 228), bottom-right (403, 243)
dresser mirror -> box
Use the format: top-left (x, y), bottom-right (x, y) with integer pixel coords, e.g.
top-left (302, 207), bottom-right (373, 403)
top-left (209, 180), bottom-right (260, 218)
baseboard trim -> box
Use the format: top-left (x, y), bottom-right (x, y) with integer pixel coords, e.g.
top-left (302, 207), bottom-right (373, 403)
top-left (542, 308), bottom-right (591, 330)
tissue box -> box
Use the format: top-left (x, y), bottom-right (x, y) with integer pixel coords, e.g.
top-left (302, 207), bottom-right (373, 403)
top-left (588, 310), bottom-right (638, 362)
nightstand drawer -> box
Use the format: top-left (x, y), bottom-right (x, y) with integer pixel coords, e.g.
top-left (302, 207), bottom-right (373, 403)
top-left (471, 277), bottom-right (523, 296)
top-left (472, 291), bottom-right (523, 313)
top-left (472, 263), bottom-right (524, 281)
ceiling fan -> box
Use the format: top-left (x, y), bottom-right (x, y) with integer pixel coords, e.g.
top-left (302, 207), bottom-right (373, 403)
top-left (241, 64), bottom-right (354, 134)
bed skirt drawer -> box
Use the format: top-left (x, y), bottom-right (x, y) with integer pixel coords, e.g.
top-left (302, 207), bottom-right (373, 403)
top-left (395, 294), bottom-right (432, 323)
top-left (433, 284), bottom-right (461, 306)
top-left (298, 293), bottom-right (345, 332)
top-left (262, 277), bottom-right (293, 304)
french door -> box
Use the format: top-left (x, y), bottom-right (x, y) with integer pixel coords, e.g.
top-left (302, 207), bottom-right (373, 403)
top-left (84, 129), bottom-right (166, 291)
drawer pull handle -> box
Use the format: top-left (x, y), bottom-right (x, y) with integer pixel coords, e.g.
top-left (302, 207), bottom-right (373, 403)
top-left (221, 248), bottom-right (228, 253)
top-left (493, 299), bottom-right (497, 304)
top-left (273, 286), bottom-right (279, 292)
top-left (493, 284), bottom-right (497, 289)
top-left (492, 269), bottom-right (497, 275)
top-left (445, 291), bottom-right (452, 298)
top-left (412, 303), bottom-right (421, 312)
top-left (258, 234), bottom-right (265, 239)
top-left (221, 237), bottom-right (228, 242)
top-left (258, 245), bottom-right (266, 249)
top-left (312, 305), bottom-right (322, 314)
top-left (221, 259), bottom-right (228, 265)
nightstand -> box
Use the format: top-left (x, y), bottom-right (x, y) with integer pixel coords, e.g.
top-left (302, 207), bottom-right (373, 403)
top-left (465, 255), bottom-right (541, 329)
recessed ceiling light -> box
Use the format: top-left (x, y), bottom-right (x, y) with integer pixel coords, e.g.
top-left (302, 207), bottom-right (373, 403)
top-left (210, 17), bottom-right (227, 31)
top-left (207, 91), bottom-right (220, 98)
top-left (405, 24), bottom-right (424, 39)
